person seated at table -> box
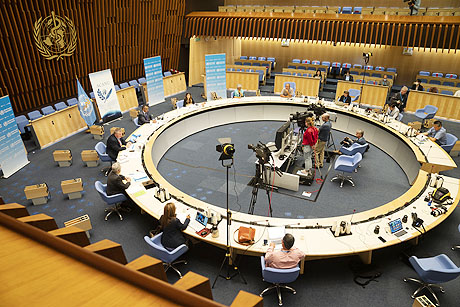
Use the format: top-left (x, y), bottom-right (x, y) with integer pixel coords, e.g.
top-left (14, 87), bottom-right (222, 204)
top-left (428, 87), bottom-right (439, 94)
top-left (386, 103), bottom-right (400, 120)
top-left (106, 128), bottom-right (132, 161)
top-left (454, 90), bottom-right (460, 97)
top-left (387, 86), bottom-right (408, 112)
top-left (265, 233), bottom-right (305, 269)
top-left (343, 71), bottom-right (354, 82)
top-left (183, 92), bottom-right (194, 106)
top-left (338, 90), bottom-right (352, 105)
top-left (338, 129), bottom-right (367, 153)
top-left (280, 83), bottom-right (294, 98)
top-left (107, 162), bottom-right (131, 196)
top-left (137, 104), bottom-right (153, 125)
top-left (380, 75), bottom-right (390, 86)
top-left (411, 79), bottom-right (424, 91)
top-left (159, 202), bottom-right (191, 250)
top-left (232, 84), bottom-right (245, 98)
top-left (417, 120), bottom-right (447, 146)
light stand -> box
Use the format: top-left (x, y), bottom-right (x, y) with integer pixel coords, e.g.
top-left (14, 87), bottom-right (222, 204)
top-left (357, 53), bottom-right (371, 108)
top-left (212, 141), bottom-right (247, 288)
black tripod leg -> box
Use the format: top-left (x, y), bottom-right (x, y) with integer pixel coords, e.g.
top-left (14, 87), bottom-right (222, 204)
top-left (212, 253), bottom-right (229, 288)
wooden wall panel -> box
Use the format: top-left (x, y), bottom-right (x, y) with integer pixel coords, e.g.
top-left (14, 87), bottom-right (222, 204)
top-left (224, 0), bottom-right (460, 8)
top-left (0, 0), bottom-right (186, 115)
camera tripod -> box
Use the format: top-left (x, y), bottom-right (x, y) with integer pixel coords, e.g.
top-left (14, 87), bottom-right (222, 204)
top-left (248, 159), bottom-right (281, 217)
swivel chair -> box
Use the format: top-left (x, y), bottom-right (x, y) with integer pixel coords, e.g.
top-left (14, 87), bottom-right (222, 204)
top-left (452, 224), bottom-right (460, 251)
top-left (95, 142), bottom-right (114, 176)
top-left (144, 234), bottom-right (188, 278)
top-left (259, 256), bottom-right (300, 306)
top-left (404, 254), bottom-right (460, 306)
top-left (176, 99), bottom-right (184, 108)
top-left (441, 133), bottom-right (458, 153)
top-left (415, 105), bottom-right (438, 129)
top-left (133, 117), bottom-right (140, 127)
top-left (331, 152), bottom-right (362, 187)
top-left (348, 88), bottom-right (361, 103)
top-left (94, 181), bottom-right (127, 221)
top-left (398, 113), bottom-right (404, 122)
top-left (339, 142), bottom-right (367, 156)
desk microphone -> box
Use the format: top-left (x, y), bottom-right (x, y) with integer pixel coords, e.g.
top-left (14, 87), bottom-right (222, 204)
top-left (350, 209), bottom-right (356, 224)
top-left (426, 145), bottom-right (432, 158)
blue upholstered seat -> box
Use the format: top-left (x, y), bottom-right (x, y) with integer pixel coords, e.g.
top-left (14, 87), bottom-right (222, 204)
top-left (331, 153), bottom-right (362, 187)
top-left (41, 106), bottom-right (55, 116)
top-left (15, 115), bottom-right (29, 134)
top-left (54, 102), bottom-right (67, 111)
top-left (94, 181), bottom-right (127, 221)
top-left (27, 110), bottom-right (42, 121)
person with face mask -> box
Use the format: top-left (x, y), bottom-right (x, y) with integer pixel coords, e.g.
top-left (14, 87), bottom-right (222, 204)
top-left (411, 79), bottom-right (424, 91)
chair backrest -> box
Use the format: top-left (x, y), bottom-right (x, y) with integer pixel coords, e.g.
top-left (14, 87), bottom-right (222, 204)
top-left (302, 59), bottom-right (310, 64)
top-left (288, 65), bottom-right (297, 69)
top-left (322, 61), bottom-right (331, 67)
top-left (365, 65), bottom-right (373, 70)
top-left (240, 56), bottom-right (248, 60)
top-left (41, 106), bottom-right (55, 115)
top-left (114, 84), bottom-right (121, 91)
top-left (409, 255), bottom-right (460, 284)
top-left (371, 73), bottom-right (382, 78)
top-left (252, 62), bottom-right (261, 66)
top-left (441, 90), bottom-right (453, 95)
top-left (27, 110), bottom-right (42, 121)
top-left (133, 117), bottom-right (140, 127)
top-left (441, 133), bottom-right (458, 153)
top-left (138, 77), bottom-right (146, 84)
top-left (348, 88), bottom-right (361, 101)
top-left (267, 57), bottom-right (275, 62)
top-left (292, 59), bottom-right (301, 63)
top-left (94, 142), bottom-right (108, 158)
top-left (342, 63), bottom-right (351, 68)
top-left (432, 72), bottom-right (443, 77)
top-left (243, 62), bottom-right (251, 66)
top-left (429, 79), bottom-right (441, 85)
top-left (353, 7), bottom-right (362, 14)
top-left (424, 105), bottom-right (438, 115)
top-left (353, 64), bottom-right (362, 69)
top-left (419, 71), bottom-right (430, 76)
top-left (15, 115), bottom-right (29, 134)
top-left (398, 113), bottom-right (403, 121)
top-left (342, 6), bottom-right (352, 14)
top-left (128, 80), bottom-right (139, 89)
top-left (54, 102), bottom-right (67, 111)
top-left (387, 68), bottom-right (397, 72)
top-left (282, 71), bottom-right (291, 75)
top-left (94, 181), bottom-right (108, 202)
top-left (176, 100), bottom-right (184, 108)
top-left (283, 82), bottom-right (296, 95)
top-left (258, 57), bottom-right (266, 61)
top-left (90, 92), bottom-right (95, 99)
top-left (312, 60), bottom-right (320, 65)
top-left (442, 81), bottom-right (454, 87)
top-left (298, 66), bottom-right (306, 70)
top-left (375, 66), bottom-right (385, 71)
top-left (352, 152), bottom-right (363, 164)
top-left (260, 256), bottom-right (300, 284)
top-left (163, 71), bottom-right (172, 77)
top-left (120, 82), bottom-right (130, 89)
top-left (67, 98), bottom-right (78, 106)
top-left (249, 56), bottom-right (257, 60)
top-left (445, 73), bottom-right (457, 79)
top-left (144, 234), bottom-right (188, 263)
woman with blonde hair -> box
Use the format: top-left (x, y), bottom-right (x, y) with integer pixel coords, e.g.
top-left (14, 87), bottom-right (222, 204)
top-left (159, 202), bottom-right (190, 250)
top-left (302, 117), bottom-right (319, 175)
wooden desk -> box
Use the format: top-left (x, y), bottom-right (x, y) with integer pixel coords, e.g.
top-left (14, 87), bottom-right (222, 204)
top-left (274, 75), bottom-right (320, 97)
top-left (420, 83), bottom-right (459, 94)
top-left (227, 65), bottom-right (267, 84)
top-left (29, 105), bottom-right (87, 149)
top-left (406, 91), bottom-right (460, 121)
top-left (282, 68), bottom-right (327, 89)
top-left (116, 97), bottom-right (458, 270)
top-left (416, 74), bottom-right (460, 88)
top-left (163, 72), bottom-right (187, 97)
top-left (116, 86), bottom-right (138, 113)
top-left (335, 80), bottom-right (389, 108)
top-left (226, 71), bottom-right (260, 91)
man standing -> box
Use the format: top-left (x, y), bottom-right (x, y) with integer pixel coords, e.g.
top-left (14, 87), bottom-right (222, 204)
top-left (265, 233), bottom-right (305, 269)
top-left (280, 83), bottom-right (294, 98)
top-left (419, 120), bottom-right (447, 146)
top-left (138, 104), bottom-right (153, 125)
top-left (408, 0), bottom-right (421, 16)
top-left (389, 86), bottom-right (409, 112)
top-left (106, 127), bottom-right (131, 161)
top-left (315, 113), bottom-right (331, 168)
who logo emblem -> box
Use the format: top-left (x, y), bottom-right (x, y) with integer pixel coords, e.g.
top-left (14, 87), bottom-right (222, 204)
top-left (33, 11), bottom-right (77, 61)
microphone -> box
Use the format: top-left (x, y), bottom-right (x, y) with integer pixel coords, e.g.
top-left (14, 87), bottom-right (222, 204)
top-left (426, 145), bottom-right (433, 158)
top-left (350, 209), bottom-right (356, 224)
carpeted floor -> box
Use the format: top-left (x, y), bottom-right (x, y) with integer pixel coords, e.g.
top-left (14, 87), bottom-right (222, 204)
top-left (1, 81), bottom-right (460, 306)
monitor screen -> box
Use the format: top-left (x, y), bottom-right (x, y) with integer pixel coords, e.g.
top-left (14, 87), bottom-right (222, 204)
top-left (388, 218), bottom-right (403, 233)
top-left (275, 121), bottom-right (291, 150)
top-left (196, 212), bottom-right (208, 226)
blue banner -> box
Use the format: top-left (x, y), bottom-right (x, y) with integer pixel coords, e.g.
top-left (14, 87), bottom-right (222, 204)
top-left (205, 53), bottom-right (227, 101)
top-left (0, 96), bottom-right (29, 178)
top-left (77, 79), bottom-right (97, 126)
top-left (143, 56), bottom-right (165, 106)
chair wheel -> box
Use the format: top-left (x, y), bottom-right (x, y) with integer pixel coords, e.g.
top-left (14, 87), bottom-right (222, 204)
top-left (440, 288), bottom-right (445, 293)
top-left (403, 278), bottom-right (408, 282)
top-left (293, 291), bottom-right (296, 295)
top-left (411, 295), bottom-right (415, 299)
top-left (184, 261), bottom-right (188, 265)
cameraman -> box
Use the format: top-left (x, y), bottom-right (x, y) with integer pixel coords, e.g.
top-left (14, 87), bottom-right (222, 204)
top-left (406, 0), bottom-right (421, 16)
top-left (301, 117), bottom-right (319, 176)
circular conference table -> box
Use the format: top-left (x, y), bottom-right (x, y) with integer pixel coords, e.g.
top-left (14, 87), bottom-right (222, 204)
top-left (120, 96), bottom-right (459, 273)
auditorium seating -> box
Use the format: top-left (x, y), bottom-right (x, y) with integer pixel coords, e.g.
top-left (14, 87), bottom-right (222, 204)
top-left (432, 72), bottom-right (444, 77)
top-left (54, 102), bottom-right (68, 111)
top-left (114, 84), bottom-right (121, 91)
top-left (446, 74), bottom-right (458, 79)
top-left (27, 110), bottom-right (42, 121)
top-left (67, 98), bottom-right (78, 106)
top-left (138, 77), bottom-right (146, 84)
top-left (120, 82), bottom-right (130, 89)
top-left (353, 7), bottom-right (362, 14)
top-left (419, 71), bottom-right (431, 76)
top-left (41, 106), bottom-right (56, 116)
top-left (15, 115), bottom-right (29, 134)
top-left (302, 59), bottom-right (310, 64)
top-left (341, 7), bottom-right (352, 14)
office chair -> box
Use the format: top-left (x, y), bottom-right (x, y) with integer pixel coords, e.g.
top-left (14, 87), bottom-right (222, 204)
top-left (133, 117), bottom-right (140, 127)
top-left (176, 100), bottom-right (184, 108)
top-left (128, 80), bottom-right (140, 91)
top-left (331, 152), bottom-right (362, 187)
top-left (283, 82), bottom-right (296, 97)
top-left (348, 88), bottom-right (361, 102)
top-left (441, 133), bottom-right (458, 153)
top-left (398, 113), bottom-right (404, 122)
top-left (54, 102), bottom-right (68, 111)
top-left (15, 115), bottom-right (29, 134)
top-left (415, 105), bottom-right (438, 129)
top-left (419, 71), bottom-right (431, 76)
top-left (120, 82), bottom-right (129, 89)
top-left (95, 142), bottom-right (114, 176)
top-left (339, 142), bottom-right (367, 156)
top-left (144, 234), bottom-right (188, 278)
top-left (259, 256), bottom-right (300, 306)
top-left (94, 181), bottom-right (127, 221)
top-left (452, 224), bottom-right (460, 251)
top-left (404, 254), bottom-right (460, 306)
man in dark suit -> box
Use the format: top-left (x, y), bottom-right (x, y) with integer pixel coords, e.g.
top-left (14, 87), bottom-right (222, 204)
top-left (106, 162), bottom-right (131, 196)
top-left (106, 128), bottom-right (131, 161)
top-left (338, 91), bottom-right (352, 105)
top-left (138, 104), bottom-right (153, 125)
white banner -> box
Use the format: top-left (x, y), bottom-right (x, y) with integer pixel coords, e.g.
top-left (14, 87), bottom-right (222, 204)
top-left (88, 69), bottom-right (122, 123)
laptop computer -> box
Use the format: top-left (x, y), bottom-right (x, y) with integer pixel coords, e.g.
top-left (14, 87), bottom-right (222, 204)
top-left (388, 218), bottom-right (408, 237)
top-left (189, 212), bottom-right (208, 231)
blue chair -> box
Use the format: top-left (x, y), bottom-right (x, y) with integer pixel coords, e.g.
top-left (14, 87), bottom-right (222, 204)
top-left (452, 224), bottom-right (460, 251)
top-left (307, 67), bottom-right (316, 71)
top-left (419, 71), bottom-right (430, 76)
top-left (15, 115), bottom-right (29, 134)
top-left (138, 77), bottom-right (146, 84)
top-left (432, 72), bottom-right (443, 77)
top-left (419, 78), bottom-right (428, 84)
top-left (342, 63), bottom-right (351, 69)
top-left (375, 66), bottom-right (385, 71)
top-left (298, 66), bottom-right (306, 70)
top-left (303, 73), bottom-right (310, 77)
top-left (283, 82), bottom-right (296, 96)
top-left (282, 72), bottom-right (291, 75)
top-left (398, 113), bottom-right (404, 122)
top-left (249, 56), bottom-right (257, 60)
top-left (441, 133), bottom-right (458, 153)
top-left (144, 234), bottom-right (189, 278)
top-left (387, 75), bottom-right (394, 79)
top-left (339, 142), bottom-right (368, 156)
top-left (240, 56), bottom-right (248, 60)
top-left (288, 65), bottom-right (297, 69)
top-left (352, 64), bottom-right (362, 69)
top-left (353, 7), bottom-right (362, 14)
top-left (163, 71), bottom-right (172, 77)
top-left (114, 84), bottom-right (121, 91)
top-left (252, 62), bottom-right (261, 66)
top-left (267, 57), bottom-right (276, 68)
top-left (322, 61), bottom-right (330, 67)
top-left (365, 65), bottom-right (373, 70)
top-left (258, 57), bottom-right (266, 61)
top-left (176, 99), bottom-right (184, 108)
top-left (95, 142), bottom-right (113, 176)
top-left (371, 73), bottom-right (382, 78)
top-left (404, 254), bottom-right (460, 306)
top-left (133, 117), bottom-right (140, 127)
top-left (301, 59), bottom-right (310, 64)
top-left (429, 79), bottom-right (441, 85)
top-left (67, 98), bottom-right (78, 106)
top-left (227, 68), bottom-right (234, 72)
top-left (415, 105), bottom-right (438, 128)
top-left (445, 73), bottom-right (457, 79)
top-left (318, 67), bottom-right (327, 73)
top-left (442, 81), bottom-right (454, 87)
top-left (90, 92), bottom-right (95, 99)
top-left (94, 181), bottom-right (127, 221)
top-left (54, 102), bottom-right (67, 111)
top-left (41, 106), bottom-right (55, 116)
top-left (27, 110), bottom-right (42, 121)
top-left (350, 71), bottom-right (359, 75)
top-left (243, 62), bottom-right (252, 66)
top-left (292, 59), bottom-right (301, 63)
top-left (366, 80), bottom-right (375, 84)
top-left (342, 6), bottom-right (352, 14)
top-left (256, 70), bottom-right (264, 83)
top-left (259, 256), bottom-right (300, 306)
top-left (387, 68), bottom-right (397, 73)
top-left (362, 72), bottom-right (370, 77)
top-left (348, 88), bottom-right (361, 102)
top-left (129, 80), bottom-right (140, 91)
top-left (120, 82), bottom-right (129, 89)
top-left (312, 60), bottom-right (320, 65)
top-left (331, 152), bottom-right (362, 187)
top-left (441, 90), bottom-right (453, 95)
top-left (234, 61), bottom-right (242, 65)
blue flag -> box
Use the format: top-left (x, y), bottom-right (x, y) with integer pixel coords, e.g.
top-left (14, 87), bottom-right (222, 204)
top-left (77, 79), bottom-right (97, 126)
